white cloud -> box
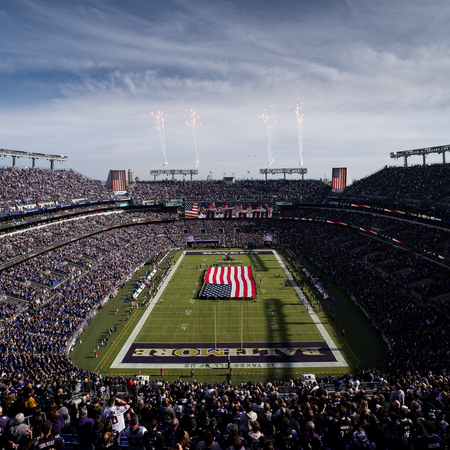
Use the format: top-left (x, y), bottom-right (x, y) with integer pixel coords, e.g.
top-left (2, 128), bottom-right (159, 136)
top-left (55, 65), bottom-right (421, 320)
top-left (0, 0), bottom-right (449, 182)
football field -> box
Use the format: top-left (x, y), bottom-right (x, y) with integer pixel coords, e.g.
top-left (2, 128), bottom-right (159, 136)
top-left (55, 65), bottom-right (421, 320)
top-left (108, 250), bottom-right (347, 371)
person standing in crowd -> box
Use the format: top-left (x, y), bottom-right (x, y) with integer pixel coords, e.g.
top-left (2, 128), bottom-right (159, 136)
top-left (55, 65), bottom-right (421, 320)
top-left (144, 419), bottom-right (165, 450)
top-left (124, 414), bottom-right (148, 450)
top-left (101, 396), bottom-right (132, 438)
top-left (33, 420), bottom-right (64, 450)
top-left (75, 407), bottom-right (95, 450)
top-left (412, 419), bottom-right (445, 450)
top-left (160, 398), bottom-right (176, 429)
top-left (6, 413), bottom-right (33, 450)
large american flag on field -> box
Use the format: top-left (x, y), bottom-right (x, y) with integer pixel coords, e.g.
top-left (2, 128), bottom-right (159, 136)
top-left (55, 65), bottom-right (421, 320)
top-left (111, 170), bottom-right (127, 192)
top-left (200, 266), bottom-right (257, 298)
top-left (185, 202), bottom-right (198, 219)
top-left (332, 167), bottom-right (347, 190)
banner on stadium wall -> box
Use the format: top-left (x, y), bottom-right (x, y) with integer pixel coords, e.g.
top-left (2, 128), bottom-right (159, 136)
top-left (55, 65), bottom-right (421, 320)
top-left (164, 202), bottom-right (184, 207)
top-left (185, 202), bottom-right (273, 219)
top-left (274, 201), bottom-right (295, 206)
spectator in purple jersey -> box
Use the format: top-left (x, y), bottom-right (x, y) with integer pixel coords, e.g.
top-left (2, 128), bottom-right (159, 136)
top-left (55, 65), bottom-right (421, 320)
top-left (33, 420), bottom-right (64, 450)
top-left (298, 422), bottom-right (321, 450)
top-left (435, 410), bottom-right (449, 444)
top-left (412, 419), bottom-right (445, 450)
top-left (0, 406), bottom-right (11, 449)
top-left (164, 418), bottom-right (183, 448)
top-left (0, 406), bottom-right (10, 431)
top-left (197, 431), bottom-right (221, 450)
top-left (75, 407), bottom-right (95, 450)
top-left (211, 400), bottom-right (227, 432)
top-left (276, 417), bottom-right (298, 450)
top-left (229, 405), bottom-right (243, 429)
top-left (47, 402), bottom-right (64, 435)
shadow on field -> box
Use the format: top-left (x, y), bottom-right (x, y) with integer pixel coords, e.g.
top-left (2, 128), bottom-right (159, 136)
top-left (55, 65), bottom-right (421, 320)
top-left (250, 253), bottom-right (269, 272)
top-left (264, 296), bottom-right (291, 381)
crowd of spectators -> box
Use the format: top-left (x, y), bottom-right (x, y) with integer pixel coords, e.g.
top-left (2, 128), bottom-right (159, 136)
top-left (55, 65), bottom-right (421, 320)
top-left (276, 220), bottom-right (450, 376)
top-left (288, 207), bottom-right (450, 264)
top-left (0, 167), bottom-right (330, 216)
top-left (1, 204), bottom-right (450, 368)
top-left (3, 163), bottom-right (450, 218)
top-left (342, 164), bottom-right (450, 205)
top-left (1, 214), bottom-right (450, 381)
top-left (0, 168), bottom-right (116, 213)
top-left (1, 367), bottom-right (450, 450)
top-left (128, 179), bottom-right (330, 203)
top-left (0, 223), bottom-right (182, 380)
top-left (0, 301), bottom-right (22, 320)
top-left (0, 210), bottom-right (174, 264)
top-left (1, 168), bottom-right (450, 449)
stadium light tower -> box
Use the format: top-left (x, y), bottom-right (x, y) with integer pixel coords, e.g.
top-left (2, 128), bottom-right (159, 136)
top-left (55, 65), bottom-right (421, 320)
top-left (390, 144), bottom-right (450, 167)
top-left (150, 169), bottom-right (198, 181)
top-left (259, 168), bottom-right (307, 180)
top-left (0, 148), bottom-right (68, 169)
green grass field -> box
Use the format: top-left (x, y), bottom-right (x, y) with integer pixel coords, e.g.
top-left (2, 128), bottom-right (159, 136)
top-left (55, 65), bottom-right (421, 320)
top-left (134, 252), bottom-right (322, 345)
top-left (70, 249), bottom-right (388, 383)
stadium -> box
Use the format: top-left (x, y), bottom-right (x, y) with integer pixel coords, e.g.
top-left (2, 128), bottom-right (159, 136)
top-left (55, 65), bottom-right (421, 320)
top-left (2, 1), bottom-right (450, 447)
top-left (1, 145), bottom-right (450, 444)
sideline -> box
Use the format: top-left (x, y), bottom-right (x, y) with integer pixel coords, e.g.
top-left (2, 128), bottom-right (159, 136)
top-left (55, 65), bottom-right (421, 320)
top-left (273, 251), bottom-right (348, 367)
top-left (110, 251), bottom-right (187, 368)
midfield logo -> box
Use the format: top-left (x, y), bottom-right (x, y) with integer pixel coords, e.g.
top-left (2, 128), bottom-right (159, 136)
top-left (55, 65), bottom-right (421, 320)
top-left (122, 341), bottom-right (337, 364)
top-left (132, 346), bottom-right (325, 357)
top-left (197, 251), bottom-right (266, 255)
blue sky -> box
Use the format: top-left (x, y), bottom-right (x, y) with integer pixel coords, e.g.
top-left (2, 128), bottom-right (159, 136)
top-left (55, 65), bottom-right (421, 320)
top-left (1, 0), bottom-right (449, 181)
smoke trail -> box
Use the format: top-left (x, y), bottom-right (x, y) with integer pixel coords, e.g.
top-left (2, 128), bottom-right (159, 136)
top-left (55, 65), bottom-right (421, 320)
top-left (259, 105), bottom-right (276, 166)
top-left (295, 103), bottom-right (304, 167)
top-left (151, 111), bottom-right (168, 167)
top-left (187, 109), bottom-right (201, 168)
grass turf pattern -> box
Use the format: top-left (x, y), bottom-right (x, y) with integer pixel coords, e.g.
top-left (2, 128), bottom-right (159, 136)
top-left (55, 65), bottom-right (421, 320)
top-left (70, 249), bottom-right (388, 383)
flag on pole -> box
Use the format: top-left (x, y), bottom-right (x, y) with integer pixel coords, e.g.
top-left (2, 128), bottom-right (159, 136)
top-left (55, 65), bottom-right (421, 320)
top-left (110, 170), bottom-right (126, 192)
top-left (185, 202), bottom-right (198, 219)
top-left (332, 168), bottom-right (347, 190)
top-left (200, 266), bottom-right (256, 298)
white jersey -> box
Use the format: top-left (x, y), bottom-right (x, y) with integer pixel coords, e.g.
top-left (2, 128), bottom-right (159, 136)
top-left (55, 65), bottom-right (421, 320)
top-left (101, 405), bottom-right (130, 432)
